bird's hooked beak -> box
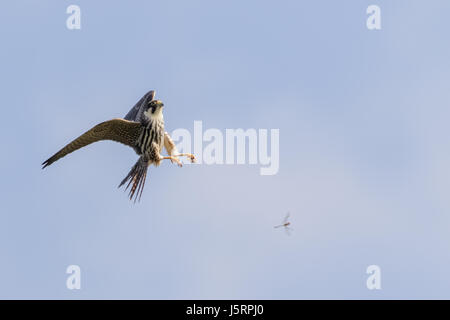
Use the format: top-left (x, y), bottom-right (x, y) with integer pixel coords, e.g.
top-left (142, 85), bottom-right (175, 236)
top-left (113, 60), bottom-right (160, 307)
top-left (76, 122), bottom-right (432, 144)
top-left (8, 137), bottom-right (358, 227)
top-left (152, 100), bottom-right (165, 118)
top-left (156, 100), bottom-right (164, 108)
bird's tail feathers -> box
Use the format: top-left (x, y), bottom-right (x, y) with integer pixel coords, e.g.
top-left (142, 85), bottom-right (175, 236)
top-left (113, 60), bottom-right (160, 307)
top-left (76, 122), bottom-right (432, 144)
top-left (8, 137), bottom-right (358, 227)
top-left (118, 158), bottom-right (149, 202)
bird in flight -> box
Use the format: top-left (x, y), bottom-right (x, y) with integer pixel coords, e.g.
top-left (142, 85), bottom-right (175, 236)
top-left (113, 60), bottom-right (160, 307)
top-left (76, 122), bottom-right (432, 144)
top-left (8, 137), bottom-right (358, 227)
top-left (274, 212), bottom-right (292, 235)
top-left (42, 90), bottom-right (195, 202)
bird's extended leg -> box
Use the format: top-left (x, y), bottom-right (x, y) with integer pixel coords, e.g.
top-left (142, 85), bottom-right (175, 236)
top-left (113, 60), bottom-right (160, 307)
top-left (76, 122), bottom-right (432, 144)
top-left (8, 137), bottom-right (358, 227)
top-left (163, 132), bottom-right (196, 165)
top-left (159, 155), bottom-right (183, 167)
top-left (173, 153), bottom-right (196, 163)
top-left (164, 153), bottom-right (196, 166)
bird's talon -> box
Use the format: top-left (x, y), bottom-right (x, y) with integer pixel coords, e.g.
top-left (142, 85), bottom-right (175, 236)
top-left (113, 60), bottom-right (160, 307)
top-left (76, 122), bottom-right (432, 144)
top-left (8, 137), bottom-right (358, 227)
top-left (171, 157), bottom-right (182, 167)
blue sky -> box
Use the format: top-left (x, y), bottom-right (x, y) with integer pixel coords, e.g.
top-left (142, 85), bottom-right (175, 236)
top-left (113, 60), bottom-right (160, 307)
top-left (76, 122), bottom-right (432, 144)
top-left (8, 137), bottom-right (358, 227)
top-left (1, 0), bottom-right (450, 299)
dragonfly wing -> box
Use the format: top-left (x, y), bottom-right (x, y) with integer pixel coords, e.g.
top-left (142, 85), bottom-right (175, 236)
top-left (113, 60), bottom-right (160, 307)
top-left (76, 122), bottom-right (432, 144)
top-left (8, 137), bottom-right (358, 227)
top-left (283, 212), bottom-right (290, 224)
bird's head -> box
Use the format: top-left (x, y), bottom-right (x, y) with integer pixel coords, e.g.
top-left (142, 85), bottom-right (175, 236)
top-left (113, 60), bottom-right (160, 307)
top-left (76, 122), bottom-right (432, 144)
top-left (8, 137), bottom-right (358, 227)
top-left (142, 100), bottom-right (164, 122)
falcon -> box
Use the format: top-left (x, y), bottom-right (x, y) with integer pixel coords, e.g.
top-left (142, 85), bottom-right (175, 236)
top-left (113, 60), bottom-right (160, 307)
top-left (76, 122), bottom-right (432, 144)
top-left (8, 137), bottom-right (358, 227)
top-left (42, 90), bottom-right (195, 202)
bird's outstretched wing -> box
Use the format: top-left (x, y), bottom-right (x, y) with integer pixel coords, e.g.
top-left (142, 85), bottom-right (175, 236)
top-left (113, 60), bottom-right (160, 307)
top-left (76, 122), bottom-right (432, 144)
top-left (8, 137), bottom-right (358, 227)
top-left (42, 119), bottom-right (142, 168)
top-left (124, 90), bottom-right (155, 122)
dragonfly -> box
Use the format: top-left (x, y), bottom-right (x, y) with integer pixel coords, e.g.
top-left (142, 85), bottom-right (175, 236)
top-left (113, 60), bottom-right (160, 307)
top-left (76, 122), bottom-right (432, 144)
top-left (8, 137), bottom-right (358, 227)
top-left (274, 212), bottom-right (293, 235)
